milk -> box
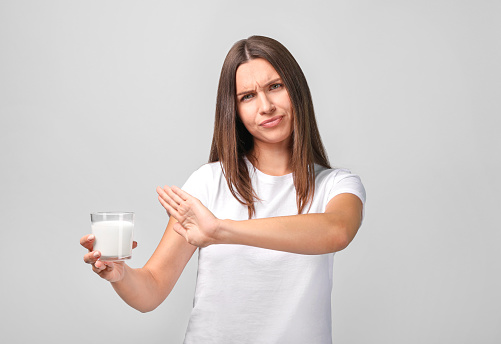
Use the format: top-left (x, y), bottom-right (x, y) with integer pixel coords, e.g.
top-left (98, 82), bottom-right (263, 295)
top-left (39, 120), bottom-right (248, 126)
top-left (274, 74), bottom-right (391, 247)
top-left (92, 220), bottom-right (134, 260)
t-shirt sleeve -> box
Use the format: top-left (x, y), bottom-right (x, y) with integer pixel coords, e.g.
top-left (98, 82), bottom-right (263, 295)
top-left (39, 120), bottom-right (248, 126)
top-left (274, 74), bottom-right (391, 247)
top-left (181, 164), bottom-right (212, 208)
top-left (327, 169), bottom-right (367, 222)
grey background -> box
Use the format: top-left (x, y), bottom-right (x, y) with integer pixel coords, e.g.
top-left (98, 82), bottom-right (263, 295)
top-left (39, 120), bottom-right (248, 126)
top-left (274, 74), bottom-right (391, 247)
top-left (1, 0), bottom-right (499, 343)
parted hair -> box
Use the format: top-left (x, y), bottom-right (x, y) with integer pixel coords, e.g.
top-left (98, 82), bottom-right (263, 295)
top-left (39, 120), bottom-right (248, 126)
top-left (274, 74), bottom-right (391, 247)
top-left (209, 35), bottom-right (330, 218)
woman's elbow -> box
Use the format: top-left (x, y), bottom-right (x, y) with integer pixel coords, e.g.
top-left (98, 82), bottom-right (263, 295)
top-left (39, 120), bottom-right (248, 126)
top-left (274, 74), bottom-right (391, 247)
top-left (332, 233), bottom-right (349, 252)
top-left (138, 305), bottom-right (157, 313)
top-left (136, 290), bottom-right (174, 313)
top-left (330, 224), bottom-right (356, 252)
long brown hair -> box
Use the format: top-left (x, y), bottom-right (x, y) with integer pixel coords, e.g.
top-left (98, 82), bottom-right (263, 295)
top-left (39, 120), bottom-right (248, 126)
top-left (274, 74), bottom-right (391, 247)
top-left (209, 35), bottom-right (330, 218)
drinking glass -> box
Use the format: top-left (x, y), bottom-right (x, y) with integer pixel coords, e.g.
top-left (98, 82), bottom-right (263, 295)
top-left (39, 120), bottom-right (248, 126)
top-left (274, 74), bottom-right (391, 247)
top-left (90, 212), bottom-right (134, 261)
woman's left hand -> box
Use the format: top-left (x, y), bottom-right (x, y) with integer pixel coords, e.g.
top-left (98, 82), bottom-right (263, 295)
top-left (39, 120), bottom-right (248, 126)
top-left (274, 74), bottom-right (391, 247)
top-left (156, 185), bottom-right (221, 247)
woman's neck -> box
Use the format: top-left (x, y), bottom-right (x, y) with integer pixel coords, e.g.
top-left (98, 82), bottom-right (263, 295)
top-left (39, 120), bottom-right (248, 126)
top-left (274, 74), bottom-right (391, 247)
top-left (249, 142), bottom-right (292, 176)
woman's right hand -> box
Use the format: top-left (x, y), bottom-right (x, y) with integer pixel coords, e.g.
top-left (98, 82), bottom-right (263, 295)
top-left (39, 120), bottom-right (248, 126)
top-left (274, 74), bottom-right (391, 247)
top-left (80, 234), bottom-right (137, 283)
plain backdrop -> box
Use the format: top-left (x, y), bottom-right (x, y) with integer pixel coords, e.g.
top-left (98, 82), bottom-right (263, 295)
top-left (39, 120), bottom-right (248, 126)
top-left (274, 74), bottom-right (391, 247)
top-left (1, 1), bottom-right (499, 343)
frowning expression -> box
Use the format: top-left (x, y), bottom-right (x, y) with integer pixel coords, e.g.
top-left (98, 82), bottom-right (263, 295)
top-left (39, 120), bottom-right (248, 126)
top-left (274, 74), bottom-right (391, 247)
top-left (235, 58), bottom-right (293, 150)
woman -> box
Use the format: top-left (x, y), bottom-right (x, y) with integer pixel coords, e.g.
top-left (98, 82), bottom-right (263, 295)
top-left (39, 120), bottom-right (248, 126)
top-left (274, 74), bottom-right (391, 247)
top-left (81, 35), bottom-right (366, 343)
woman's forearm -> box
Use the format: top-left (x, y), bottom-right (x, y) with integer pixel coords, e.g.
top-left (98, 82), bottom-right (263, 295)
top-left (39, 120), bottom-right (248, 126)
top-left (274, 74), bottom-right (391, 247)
top-left (216, 213), bottom-right (351, 255)
top-left (159, 186), bottom-right (363, 255)
top-left (110, 265), bottom-right (163, 313)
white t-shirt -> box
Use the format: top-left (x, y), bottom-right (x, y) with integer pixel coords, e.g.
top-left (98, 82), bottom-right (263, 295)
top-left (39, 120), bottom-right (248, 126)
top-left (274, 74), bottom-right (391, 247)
top-left (181, 159), bottom-right (366, 344)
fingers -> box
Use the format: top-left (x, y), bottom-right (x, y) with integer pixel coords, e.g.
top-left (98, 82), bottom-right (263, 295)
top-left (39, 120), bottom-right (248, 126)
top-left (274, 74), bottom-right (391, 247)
top-left (90, 257), bottom-right (119, 279)
top-left (92, 261), bottom-right (110, 277)
top-left (93, 260), bottom-right (112, 272)
top-left (157, 186), bottom-right (181, 219)
top-left (156, 185), bottom-right (195, 223)
top-left (83, 249), bottom-right (101, 265)
top-left (156, 186), bottom-right (172, 214)
top-left (81, 234), bottom-right (103, 274)
top-left (165, 185), bottom-right (185, 204)
top-left (81, 235), bottom-right (122, 281)
top-left (158, 185), bottom-right (184, 211)
top-left (163, 188), bottom-right (181, 211)
top-left (156, 185), bottom-right (190, 206)
top-left (80, 234), bottom-right (95, 251)
top-left (171, 185), bottom-right (189, 201)
top-left (92, 260), bottom-right (104, 272)
top-left (82, 234), bottom-right (103, 269)
top-left (158, 194), bottom-right (179, 219)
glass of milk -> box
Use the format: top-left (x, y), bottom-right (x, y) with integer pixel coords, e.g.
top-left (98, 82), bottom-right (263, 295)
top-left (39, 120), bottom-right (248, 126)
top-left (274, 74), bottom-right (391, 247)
top-left (90, 212), bottom-right (134, 261)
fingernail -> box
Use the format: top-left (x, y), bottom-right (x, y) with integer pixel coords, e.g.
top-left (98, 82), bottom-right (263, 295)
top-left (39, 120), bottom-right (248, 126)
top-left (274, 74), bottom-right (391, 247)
top-left (88, 235), bottom-right (94, 241)
top-left (93, 251), bottom-right (100, 258)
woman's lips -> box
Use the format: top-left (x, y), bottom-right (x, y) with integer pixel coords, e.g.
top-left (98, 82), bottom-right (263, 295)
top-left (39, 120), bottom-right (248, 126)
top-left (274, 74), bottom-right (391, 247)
top-left (260, 116), bottom-right (284, 128)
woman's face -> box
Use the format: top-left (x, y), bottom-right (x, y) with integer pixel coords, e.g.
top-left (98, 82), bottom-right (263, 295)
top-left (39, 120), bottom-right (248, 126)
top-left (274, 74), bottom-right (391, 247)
top-left (235, 58), bottom-right (293, 150)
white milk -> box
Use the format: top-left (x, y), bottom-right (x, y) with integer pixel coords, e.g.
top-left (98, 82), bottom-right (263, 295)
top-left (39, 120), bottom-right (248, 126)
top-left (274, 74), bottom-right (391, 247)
top-left (91, 220), bottom-right (134, 260)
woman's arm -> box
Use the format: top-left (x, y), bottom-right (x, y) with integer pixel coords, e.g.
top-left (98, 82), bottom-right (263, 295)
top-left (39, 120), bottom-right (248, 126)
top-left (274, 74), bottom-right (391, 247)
top-left (115, 217), bottom-right (197, 312)
top-left (82, 217), bottom-right (197, 312)
top-left (157, 186), bottom-right (363, 255)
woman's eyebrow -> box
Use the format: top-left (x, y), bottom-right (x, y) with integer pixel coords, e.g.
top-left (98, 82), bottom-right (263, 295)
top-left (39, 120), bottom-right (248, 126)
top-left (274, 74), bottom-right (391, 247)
top-left (236, 78), bottom-right (283, 97)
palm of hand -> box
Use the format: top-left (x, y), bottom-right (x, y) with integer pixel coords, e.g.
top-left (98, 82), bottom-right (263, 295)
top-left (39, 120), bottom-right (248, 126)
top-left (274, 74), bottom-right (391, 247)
top-left (157, 185), bottom-right (221, 248)
top-left (174, 198), bottom-right (219, 247)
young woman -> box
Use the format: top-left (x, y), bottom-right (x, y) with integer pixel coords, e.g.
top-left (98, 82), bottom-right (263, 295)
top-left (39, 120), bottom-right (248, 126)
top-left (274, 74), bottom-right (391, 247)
top-left (81, 35), bottom-right (366, 343)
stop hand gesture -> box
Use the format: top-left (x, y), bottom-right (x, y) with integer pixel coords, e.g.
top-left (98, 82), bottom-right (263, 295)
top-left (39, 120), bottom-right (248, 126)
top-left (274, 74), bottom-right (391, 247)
top-left (156, 186), bottom-right (221, 248)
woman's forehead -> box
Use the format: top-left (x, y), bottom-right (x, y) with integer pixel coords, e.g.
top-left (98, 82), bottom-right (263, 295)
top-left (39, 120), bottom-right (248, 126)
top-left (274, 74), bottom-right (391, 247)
top-left (235, 58), bottom-right (281, 92)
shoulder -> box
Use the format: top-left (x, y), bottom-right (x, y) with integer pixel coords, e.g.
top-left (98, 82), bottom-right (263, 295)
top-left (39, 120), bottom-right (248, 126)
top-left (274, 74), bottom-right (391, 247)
top-left (314, 165), bottom-right (366, 204)
top-left (182, 162), bottom-right (224, 208)
top-left (182, 161), bottom-right (225, 192)
top-left (314, 165), bottom-right (359, 183)
top-left (187, 161), bottom-right (222, 180)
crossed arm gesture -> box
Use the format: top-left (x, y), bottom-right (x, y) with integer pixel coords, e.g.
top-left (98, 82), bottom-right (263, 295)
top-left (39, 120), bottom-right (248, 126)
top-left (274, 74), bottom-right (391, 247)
top-left (80, 184), bottom-right (362, 312)
top-left (156, 185), bottom-right (363, 255)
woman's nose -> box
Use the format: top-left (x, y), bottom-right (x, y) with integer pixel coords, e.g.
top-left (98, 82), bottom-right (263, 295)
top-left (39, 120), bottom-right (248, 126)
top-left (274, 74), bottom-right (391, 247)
top-left (258, 93), bottom-right (275, 115)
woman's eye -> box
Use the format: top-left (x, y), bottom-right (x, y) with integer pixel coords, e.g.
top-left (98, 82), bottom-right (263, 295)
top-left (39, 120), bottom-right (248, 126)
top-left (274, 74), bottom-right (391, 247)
top-left (270, 83), bottom-right (283, 90)
top-left (241, 94), bottom-right (253, 101)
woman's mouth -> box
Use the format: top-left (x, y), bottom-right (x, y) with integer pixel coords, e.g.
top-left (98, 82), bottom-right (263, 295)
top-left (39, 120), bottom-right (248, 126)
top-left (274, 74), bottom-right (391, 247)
top-left (260, 116), bottom-right (284, 128)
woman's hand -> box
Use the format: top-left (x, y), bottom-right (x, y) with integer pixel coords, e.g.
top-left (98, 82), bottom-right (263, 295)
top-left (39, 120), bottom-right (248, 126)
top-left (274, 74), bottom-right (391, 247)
top-left (80, 234), bottom-right (138, 283)
top-left (156, 185), bottom-right (221, 247)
